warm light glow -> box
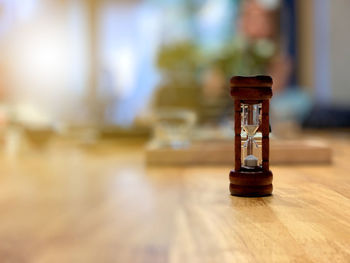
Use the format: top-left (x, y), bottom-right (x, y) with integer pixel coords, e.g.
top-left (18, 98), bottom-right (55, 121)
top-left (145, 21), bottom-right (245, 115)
top-left (11, 23), bottom-right (68, 85)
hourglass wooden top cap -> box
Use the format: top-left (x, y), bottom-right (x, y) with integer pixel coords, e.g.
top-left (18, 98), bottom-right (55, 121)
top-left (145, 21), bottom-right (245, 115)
top-left (230, 75), bottom-right (272, 87)
top-left (230, 75), bottom-right (273, 100)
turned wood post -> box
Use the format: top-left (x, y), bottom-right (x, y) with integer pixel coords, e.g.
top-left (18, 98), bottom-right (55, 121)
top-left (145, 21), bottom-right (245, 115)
top-left (234, 100), bottom-right (241, 171)
top-left (262, 100), bottom-right (269, 171)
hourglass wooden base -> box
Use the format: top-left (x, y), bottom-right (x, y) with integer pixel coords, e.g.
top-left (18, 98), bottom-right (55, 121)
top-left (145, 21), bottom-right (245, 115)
top-left (229, 169), bottom-right (273, 197)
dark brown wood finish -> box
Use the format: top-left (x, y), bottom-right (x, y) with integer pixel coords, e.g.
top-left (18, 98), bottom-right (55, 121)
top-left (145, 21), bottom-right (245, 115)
top-left (229, 75), bottom-right (273, 197)
top-left (230, 75), bottom-right (273, 87)
top-left (234, 100), bottom-right (241, 171)
top-left (262, 100), bottom-right (270, 171)
top-left (231, 87), bottom-right (272, 100)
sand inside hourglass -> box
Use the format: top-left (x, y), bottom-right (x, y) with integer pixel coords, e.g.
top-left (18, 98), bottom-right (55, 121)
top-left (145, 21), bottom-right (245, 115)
top-left (242, 124), bottom-right (259, 137)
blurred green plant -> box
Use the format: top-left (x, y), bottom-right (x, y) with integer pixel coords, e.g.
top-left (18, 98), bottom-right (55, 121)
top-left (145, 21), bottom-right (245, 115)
top-left (213, 38), bottom-right (275, 77)
top-left (156, 41), bottom-right (200, 84)
top-left (153, 37), bottom-right (275, 120)
top-left (154, 41), bottom-right (201, 111)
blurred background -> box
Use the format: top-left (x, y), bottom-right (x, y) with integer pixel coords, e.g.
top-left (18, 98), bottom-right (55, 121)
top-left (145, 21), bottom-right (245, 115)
top-left (0, 0), bottom-right (349, 151)
top-left (0, 1), bottom-right (349, 261)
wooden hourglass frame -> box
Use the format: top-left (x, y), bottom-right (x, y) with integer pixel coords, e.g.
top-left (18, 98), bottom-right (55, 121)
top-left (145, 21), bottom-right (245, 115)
top-left (229, 76), bottom-right (273, 197)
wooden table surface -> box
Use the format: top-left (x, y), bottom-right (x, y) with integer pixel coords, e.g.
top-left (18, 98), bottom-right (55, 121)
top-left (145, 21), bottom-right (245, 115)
top-left (0, 134), bottom-right (349, 263)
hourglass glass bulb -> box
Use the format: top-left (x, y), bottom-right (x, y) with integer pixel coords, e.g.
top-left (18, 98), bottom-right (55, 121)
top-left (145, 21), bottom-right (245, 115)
top-left (241, 103), bottom-right (261, 168)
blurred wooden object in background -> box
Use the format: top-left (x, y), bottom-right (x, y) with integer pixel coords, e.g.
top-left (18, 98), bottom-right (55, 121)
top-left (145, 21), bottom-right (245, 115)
top-left (146, 138), bottom-right (332, 165)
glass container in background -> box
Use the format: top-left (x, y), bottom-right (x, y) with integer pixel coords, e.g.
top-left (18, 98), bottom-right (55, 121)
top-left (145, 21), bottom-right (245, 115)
top-left (151, 109), bottom-right (196, 149)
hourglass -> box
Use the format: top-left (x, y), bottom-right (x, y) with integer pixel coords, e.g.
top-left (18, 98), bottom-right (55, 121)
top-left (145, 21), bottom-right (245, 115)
top-left (242, 104), bottom-right (261, 168)
top-left (229, 76), bottom-right (273, 197)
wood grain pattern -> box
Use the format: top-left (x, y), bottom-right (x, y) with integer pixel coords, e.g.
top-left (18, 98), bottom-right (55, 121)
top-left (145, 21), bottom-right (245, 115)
top-left (0, 135), bottom-right (349, 262)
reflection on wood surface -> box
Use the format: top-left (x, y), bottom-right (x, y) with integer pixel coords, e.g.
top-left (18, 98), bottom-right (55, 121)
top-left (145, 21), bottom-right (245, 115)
top-left (0, 136), bottom-right (348, 262)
